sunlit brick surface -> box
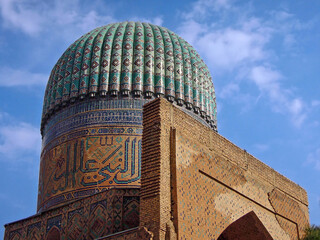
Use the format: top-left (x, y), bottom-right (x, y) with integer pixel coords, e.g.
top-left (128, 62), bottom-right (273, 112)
top-left (141, 98), bottom-right (309, 240)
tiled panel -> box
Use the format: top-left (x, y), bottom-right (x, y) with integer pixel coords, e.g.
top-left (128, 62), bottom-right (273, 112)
top-left (4, 189), bottom-right (139, 240)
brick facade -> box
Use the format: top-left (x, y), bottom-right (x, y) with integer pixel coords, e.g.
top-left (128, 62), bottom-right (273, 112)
top-left (5, 98), bottom-right (309, 239)
top-left (140, 98), bottom-right (309, 240)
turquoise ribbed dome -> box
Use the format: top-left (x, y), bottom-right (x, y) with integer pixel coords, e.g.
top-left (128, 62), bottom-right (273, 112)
top-left (42, 21), bottom-right (217, 130)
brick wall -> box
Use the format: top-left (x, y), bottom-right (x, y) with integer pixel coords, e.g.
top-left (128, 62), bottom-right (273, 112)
top-left (97, 227), bottom-right (153, 240)
top-left (140, 98), bottom-right (309, 240)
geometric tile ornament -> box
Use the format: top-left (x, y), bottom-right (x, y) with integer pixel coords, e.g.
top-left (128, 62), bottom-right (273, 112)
top-left (38, 99), bottom-right (144, 212)
top-left (5, 189), bottom-right (139, 240)
top-left (5, 93), bottom-right (310, 240)
top-left (38, 21), bottom-right (217, 213)
top-left (41, 21), bottom-right (217, 132)
top-left (5, 21), bottom-right (309, 240)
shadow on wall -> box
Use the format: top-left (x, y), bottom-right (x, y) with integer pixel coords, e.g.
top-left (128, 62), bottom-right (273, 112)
top-left (46, 227), bottom-right (60, 240)
top-left (217, 211), bottom-right (273, 240)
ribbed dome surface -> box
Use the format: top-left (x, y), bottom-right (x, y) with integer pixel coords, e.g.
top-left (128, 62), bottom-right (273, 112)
top-left (42, 22), bottom-right (217, 129)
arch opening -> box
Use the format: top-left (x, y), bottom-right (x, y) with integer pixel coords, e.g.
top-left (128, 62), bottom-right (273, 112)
top-left (217, 211), bottom-right (273, 240)
top-left (46, 226), bottom-right (61, 240)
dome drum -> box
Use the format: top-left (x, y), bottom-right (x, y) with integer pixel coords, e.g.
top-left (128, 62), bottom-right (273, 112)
top-left (42, 93), bottom-right (217, 134)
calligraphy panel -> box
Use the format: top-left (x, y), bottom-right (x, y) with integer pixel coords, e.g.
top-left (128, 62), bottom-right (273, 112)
top-left (38, 126), bottom-right (141, 211)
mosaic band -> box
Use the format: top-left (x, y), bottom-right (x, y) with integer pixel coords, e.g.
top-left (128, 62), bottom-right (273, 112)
top-left (38, 99), bottom-right (145, 212)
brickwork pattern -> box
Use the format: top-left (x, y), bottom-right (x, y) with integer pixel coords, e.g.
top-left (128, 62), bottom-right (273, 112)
top-left (140, 99), bottom-right (172, 240)
top-left (268, 188), bottom-right (309, 238)
top-left (98, 227), bottom-right (153, 240)
top-left (141, 98), bottom-right (309, 240)
top-left (217, 211), bottom-right (273, 240)
top-left (175, 133), bottom-right (292, 239)
top-left (4, 189), bottom-right (139, 240)
top-left (6, 97), bottom-right (309, 240)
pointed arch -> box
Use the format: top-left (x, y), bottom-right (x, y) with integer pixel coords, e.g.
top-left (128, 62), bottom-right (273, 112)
top-left (46, 226), bottom-right (60, 240)
top-left (218, 211), bottom-right (273, 240)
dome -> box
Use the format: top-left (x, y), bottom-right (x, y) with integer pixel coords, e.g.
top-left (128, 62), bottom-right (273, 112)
top-left (41, 21), bottom-right (217, 131)
top-left (37, 22), bottom-right (217, 212)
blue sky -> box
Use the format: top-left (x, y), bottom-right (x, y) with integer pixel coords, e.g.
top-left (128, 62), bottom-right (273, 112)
top-left (0, 0), bottom-right (319, 237)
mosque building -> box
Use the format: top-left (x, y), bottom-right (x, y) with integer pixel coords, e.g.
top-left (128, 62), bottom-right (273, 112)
top-left (4, 22), bottom-right (309, 240)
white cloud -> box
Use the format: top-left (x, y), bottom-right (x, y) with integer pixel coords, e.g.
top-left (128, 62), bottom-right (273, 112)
top-left (249, 66), bottom-right (306, 127)
top-left (182, 0), bottom-right (232, 20)
top-left (72, 10), bottom-right (114, 35)
top-left (0, 111), bottom-right (9, 120)
top-left (220, 82), bottom-right (240, 98)
top-left (283, 34), bottom-right (296, 48)
top-left (178, 0), bottom-right (308, 127)
top-left (152, 17), bottom-right (164, 26)
top-left (0, 67), bottom-right (47, 87)
top-left (178, 7), bottom-right (271, 71)
top-left (0, 0), bottom-right (44, 35)
top-left (270, 10), bottom-right (312, 32)
top-left (253, 143), bottom-right (269, 152)
top-left (0, 0), bottom-right (116, 38)
top-left (0, 0), bottom-right (166, 47)
top-left (131, 16), bottom-right (164, 27)
top-left (250, 66), bottom-right (282, 93)
top-left (307, 148), bottom-right (320, 171)
top-left (218, 81), bottom-right (255, 113)
top-left (0, 114), bottom-right (41, 161)
top-left (268, 10), bottom-right (314, 51)
top-left (196, 28), bottom-right (268, 70)
top-left (178, 19), bottom-right (208, 46)
top-left (311, 100), bottom-right (320, 107)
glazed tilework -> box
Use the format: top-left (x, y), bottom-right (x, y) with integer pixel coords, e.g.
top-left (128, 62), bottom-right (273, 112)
top-left (4, 189), bottom-right (140, 240)
top-left (38, 127), bottom-right (142, 212)
top-left (42, 98), bottom-right (147, 135)
top-left (140, 98), bottom-right (309, 240)
top-left (6, 97), bottom-right (310, 240)
top-left (39, 98), bottom-right (214, 213)
top-left (38, 99), bottom-right (144, 212)
top-left (41, 22), bottom-right (217, 131)
top-left (42, 102), bottom-right (144, 146)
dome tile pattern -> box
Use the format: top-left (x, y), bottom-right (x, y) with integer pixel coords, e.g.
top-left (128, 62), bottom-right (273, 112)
top-left (42, 22), bottom-right (217, 130)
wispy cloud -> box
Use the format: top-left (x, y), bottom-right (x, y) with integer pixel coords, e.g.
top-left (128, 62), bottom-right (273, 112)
top-left (0, 67), bottom-right (47, 87)
top-left (177, 2), bottom-right (271, 72)
top-left (0, 0), bottom-right (44, 35)
top-left (197, 27), bottom-right (268, 70)
top-left (131, 16), bottom-right (164, 26)
top-left (220, 82), bottom-right (240, 98)
top-left (307, 148), bottom-right (320, 171)
top-left (178, 1), bottom-right (271, 71)
top-left (0, 0), bottom-right (115, 39)
top-left (253, 143), bottom-right (269, 152)
top-left (249, 66), bottom-right (306, 127)
top-left (177, 0), bottom-right (308, 127)
top-left (182, 0), bottom-right (232, 20)
top-left (312, 100), bottom-right (320, 107)
top-left (218, 82), bottom-right (255, 112)
top-left (0, 111), bottom-right (41, 162)
top-left (269, 10), bottom-right (313, 49)
top-left (0, 0), bottom-right (165, 40)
